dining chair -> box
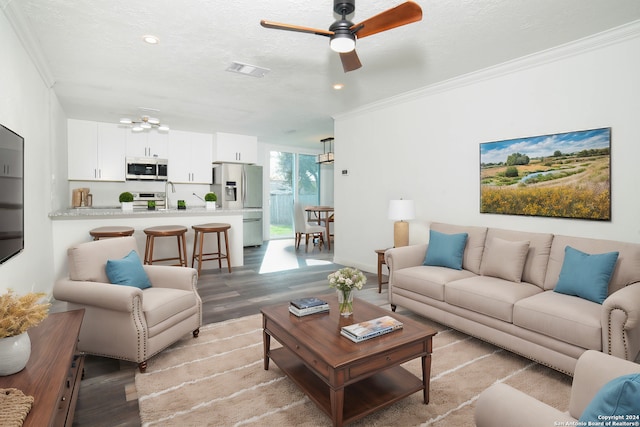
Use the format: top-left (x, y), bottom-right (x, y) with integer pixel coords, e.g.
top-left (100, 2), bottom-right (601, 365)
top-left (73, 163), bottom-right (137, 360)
top-left (321, 213), bottom-right (334, 248)
top-left (293, 203), bottom-right (325, 251)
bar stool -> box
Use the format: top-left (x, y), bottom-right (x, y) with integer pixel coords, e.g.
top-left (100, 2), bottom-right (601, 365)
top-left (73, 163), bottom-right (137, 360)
top-left (89, 226), bottom-right (135, 241)
top-left (143, 225), bottom-right (188, 267)
top-left (191, 223), bottom-right (232, 274)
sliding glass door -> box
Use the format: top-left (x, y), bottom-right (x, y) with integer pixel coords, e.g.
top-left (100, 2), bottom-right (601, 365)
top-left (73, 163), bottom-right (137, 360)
top-left (269, 151), bottom-right (319, 238)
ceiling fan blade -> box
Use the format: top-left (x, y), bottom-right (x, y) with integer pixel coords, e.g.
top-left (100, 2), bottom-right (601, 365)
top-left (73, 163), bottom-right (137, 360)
top-left (260, 20), bottom-right (334, 37)
top-left (351, 1), bottom-right (423, 39)
top-left (340, 50), bottom-right (362, 73)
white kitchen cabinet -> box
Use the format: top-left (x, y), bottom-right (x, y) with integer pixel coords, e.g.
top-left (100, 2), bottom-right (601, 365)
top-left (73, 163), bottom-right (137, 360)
top-left (67, 119), bottom-right (125, 181)
top-left (168, 130), bottom-right (213, 183)
top-left (125, 130), bottom-right (168, 158)
top-left (212, 132), bottom-right (257, 164)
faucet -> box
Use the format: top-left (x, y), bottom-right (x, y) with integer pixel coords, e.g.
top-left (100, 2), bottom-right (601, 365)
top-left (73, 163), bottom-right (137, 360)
top-left (165, 181), bottom-right (175, 208)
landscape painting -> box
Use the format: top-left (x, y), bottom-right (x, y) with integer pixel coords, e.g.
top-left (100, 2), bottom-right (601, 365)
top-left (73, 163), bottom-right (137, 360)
top-left (480, 127), bottom-right (611, 220)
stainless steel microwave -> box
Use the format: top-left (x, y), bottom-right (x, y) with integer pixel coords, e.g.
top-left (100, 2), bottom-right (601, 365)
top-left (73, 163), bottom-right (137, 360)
top-left (125, 157), bottom-right (168, 181)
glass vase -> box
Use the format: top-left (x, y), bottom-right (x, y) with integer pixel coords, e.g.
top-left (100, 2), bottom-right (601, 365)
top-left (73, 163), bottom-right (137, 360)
top-left (337, 289), bottom-right (354, 317)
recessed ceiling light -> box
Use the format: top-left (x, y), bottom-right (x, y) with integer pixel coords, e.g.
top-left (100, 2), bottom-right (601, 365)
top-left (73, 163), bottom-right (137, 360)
top-left (142, 35), bottom-right (159, 44)
top-left (333, 83), bottom-right (345, 90)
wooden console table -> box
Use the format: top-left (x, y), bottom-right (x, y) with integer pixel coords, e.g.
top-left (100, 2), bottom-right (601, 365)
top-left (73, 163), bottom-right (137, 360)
top-left (0, 309), bottom-right (84, 427)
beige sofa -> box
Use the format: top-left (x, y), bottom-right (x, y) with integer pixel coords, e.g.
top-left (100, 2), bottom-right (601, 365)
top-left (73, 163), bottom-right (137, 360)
top-left (385, 222), bottom-right (640, 375)
top-left (54, 236), bottom-right (202, 372)
top-left (475, 350), bottom-right (640, 426)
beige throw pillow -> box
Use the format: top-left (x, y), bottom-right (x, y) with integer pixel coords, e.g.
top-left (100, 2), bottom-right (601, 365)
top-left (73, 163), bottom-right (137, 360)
top-left (481, 237), bottom-right (530, 282)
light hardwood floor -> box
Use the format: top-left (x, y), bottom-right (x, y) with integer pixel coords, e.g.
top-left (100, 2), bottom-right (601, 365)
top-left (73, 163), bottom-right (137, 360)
top-left (55, 239), bottom-right (411, 427)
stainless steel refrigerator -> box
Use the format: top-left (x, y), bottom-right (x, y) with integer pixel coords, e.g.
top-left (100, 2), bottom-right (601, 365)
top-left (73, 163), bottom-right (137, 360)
top-left (213, 163), bottom-right (263, 246)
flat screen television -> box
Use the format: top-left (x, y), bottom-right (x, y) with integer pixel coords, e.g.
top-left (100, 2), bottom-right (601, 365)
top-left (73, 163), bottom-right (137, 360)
top-left (0, 124), bottom-right (24, 264)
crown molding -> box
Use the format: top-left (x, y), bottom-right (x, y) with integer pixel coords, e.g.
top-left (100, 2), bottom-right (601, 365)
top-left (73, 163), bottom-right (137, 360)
top-left (334, 20), bottom-right (640, 121)
top-left (2, 1), bottom-right (56, 88)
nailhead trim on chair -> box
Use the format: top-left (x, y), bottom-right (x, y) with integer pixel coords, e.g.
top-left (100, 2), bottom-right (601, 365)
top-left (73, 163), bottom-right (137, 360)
top-left (132, 294), bottom-right (148, 370)
top-left (606, 305), bottom-right (630, 360)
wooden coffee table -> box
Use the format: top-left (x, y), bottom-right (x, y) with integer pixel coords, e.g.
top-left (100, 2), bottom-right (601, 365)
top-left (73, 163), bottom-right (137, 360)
top-left (261, 295), bottom-right (437, 427)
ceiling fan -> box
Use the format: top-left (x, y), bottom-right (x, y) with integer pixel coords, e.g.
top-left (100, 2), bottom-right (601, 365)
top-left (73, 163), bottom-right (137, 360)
top-left (260, 0), bottom-right (423, 72)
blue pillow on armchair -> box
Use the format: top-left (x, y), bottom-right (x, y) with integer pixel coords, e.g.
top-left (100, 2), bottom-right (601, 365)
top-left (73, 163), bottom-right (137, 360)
top-left (105, 250), bottom-right (152, 289)
top-left (423, 230), bottom-right (468, 270)
top-left (579, 373), bottom-right (640, 423)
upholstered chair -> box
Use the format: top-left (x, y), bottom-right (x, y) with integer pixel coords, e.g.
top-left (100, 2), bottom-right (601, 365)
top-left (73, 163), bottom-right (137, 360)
top-left (475, 350), bottom-right (640, 426)
top-left (293, 203), bottom-right (324, 251)
top-left (54, 236), bottom-right (202, 372)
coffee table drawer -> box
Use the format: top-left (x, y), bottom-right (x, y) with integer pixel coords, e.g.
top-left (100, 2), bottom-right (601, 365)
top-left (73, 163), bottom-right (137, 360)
top-left (266, 322), bottom-right (330, 377)
top-left (348, 341), bottom-right (425, 379)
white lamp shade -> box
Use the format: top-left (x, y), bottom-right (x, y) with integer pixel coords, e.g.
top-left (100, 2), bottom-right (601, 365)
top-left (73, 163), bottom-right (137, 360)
top-left (388, 199), bottom-right (415, 221)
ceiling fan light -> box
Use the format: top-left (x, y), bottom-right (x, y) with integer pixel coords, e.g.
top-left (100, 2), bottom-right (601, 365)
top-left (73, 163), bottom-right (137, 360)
top-left (118, 112), bottom-right (170, 132)
top-left (330, 33), bottom-right (355, 53)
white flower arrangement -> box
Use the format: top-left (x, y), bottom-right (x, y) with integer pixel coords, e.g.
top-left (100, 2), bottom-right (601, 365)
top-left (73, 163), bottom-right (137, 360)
top-left (328, 267), bottom-right (367, 292)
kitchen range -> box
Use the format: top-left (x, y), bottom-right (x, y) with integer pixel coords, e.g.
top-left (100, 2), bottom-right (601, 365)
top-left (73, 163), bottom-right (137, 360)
top-left (131, 191), bottom-right (166, 210)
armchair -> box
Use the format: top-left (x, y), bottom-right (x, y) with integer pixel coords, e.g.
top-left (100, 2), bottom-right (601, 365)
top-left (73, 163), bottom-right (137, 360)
top-left (54, 236), bottom-right (202, 372)
top-left (475, 350), bottom-right (640, 426)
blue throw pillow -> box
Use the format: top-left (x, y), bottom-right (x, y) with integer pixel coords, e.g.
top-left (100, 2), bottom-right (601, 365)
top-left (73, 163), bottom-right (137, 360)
top-left (423, 230), bottom-right (468, 270)
top-left (579, 373), bottom-right (640, 423)
top-left (554, 246), bottom-right (619, 304)
top-left (105, 250), bottom-right (152, 289)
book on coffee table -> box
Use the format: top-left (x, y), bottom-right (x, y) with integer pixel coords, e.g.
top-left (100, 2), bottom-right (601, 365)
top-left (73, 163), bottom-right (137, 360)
top-left (289, 297), bottom-right (329, 317)
top-left (289, 304), bottom-right (330, 317)
top-left (340, 315), bottom-right (403, 343)
top-left (290, 297), bottom-right (328, 309)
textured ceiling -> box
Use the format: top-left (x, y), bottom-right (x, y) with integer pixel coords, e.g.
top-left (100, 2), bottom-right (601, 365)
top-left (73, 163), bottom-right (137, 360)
top-left (4, 0), bottom-right (640, 148)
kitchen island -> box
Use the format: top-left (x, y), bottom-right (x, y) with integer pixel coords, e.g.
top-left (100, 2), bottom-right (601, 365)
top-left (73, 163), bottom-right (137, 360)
top-left (50, 207), bottom-right (257, 280)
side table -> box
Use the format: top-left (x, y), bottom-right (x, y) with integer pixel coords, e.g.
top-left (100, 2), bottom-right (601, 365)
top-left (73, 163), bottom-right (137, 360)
top-left (375, 248), bottom-right (390, 293)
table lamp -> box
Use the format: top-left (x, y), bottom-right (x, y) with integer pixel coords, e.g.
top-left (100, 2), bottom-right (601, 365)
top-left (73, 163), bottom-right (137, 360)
top-left (388, 199), bottom-right (415, 247)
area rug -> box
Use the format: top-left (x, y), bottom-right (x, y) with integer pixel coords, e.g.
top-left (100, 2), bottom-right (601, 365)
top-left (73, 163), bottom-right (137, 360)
top-left (135, 314), bottom-right (571, 426)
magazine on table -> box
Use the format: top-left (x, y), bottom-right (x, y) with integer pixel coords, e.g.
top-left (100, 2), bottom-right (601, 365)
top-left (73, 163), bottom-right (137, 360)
top-left (340, 315), bottom-right (403, 342)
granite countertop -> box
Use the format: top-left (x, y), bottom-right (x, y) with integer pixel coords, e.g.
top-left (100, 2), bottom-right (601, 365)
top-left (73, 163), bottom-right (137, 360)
top-left (49, 207), bottom-right (260, 219)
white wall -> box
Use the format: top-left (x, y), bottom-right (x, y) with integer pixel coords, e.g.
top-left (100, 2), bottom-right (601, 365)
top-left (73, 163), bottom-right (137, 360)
top-left (320, 163), bottom-right (334, 206)
top-left (0, 12), bottom-right (65, 295)
top-left (333, 23), bottom-right (640, 274)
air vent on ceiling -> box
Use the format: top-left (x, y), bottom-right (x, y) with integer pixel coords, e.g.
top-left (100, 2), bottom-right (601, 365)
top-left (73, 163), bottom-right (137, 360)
top-left (226, 61), bottom-right (270, 78)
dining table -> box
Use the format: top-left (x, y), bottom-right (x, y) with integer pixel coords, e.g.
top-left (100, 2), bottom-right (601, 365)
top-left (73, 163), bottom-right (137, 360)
top-left (305, 206), bottom-right (334, 250)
